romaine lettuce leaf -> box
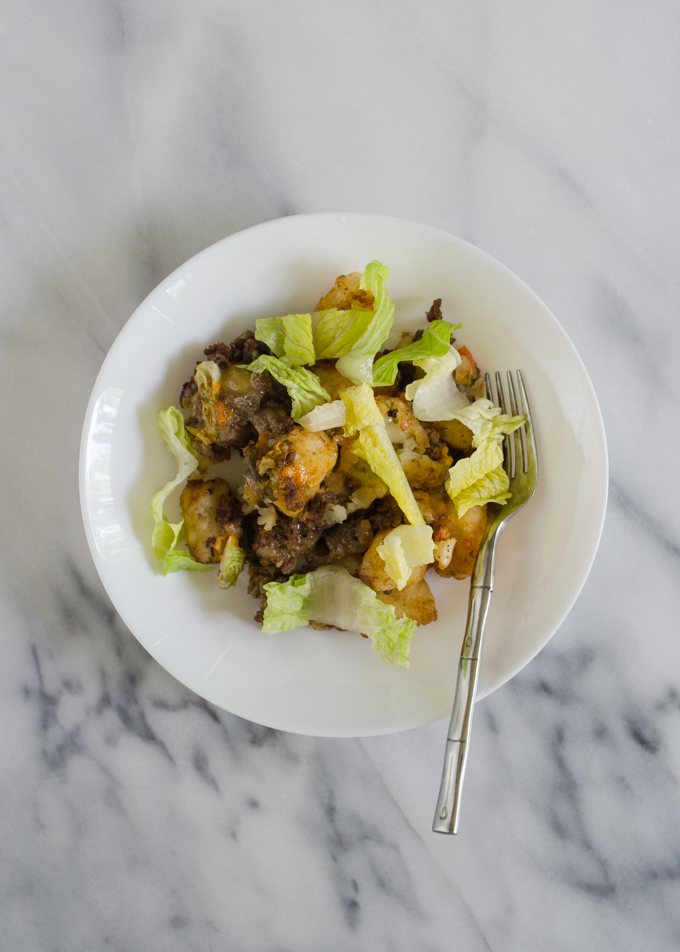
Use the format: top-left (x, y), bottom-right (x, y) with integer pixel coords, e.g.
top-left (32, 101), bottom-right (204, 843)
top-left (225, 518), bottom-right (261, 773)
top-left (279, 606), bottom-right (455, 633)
top-left (404, 345), bottom-right (469, 421)
top-left (262, 572), bottom-right (313, 633)
top-left (150, 407), bottom-right (199, 560)
top-left (255, 314), bottom-right (315, 366)
top-left (341, 384), bottom-right (424, 526)
top-left (312, 307), bottom-right (375, 359)
top-left (446, 440), bottom-right (510, 516)
top-left (262, 565), bottom-right (416, 667)
top-left (335, 261), bottom-right (395, 385)
top-left (445, 397), bottom-right (526, 515)
top-left (376, 525), bottom-right (435, 590)
top-left (150, 407), bottom-right (216, 575)
top-left (218, 535), bottom-right (246, 589)
top-left (297, 399), bottom-right (346, 431)
top-left (161, 549), bottom-right (216, 577)
top-left (371, 319), bottom-right (461, 387)
top-left (244, 354), bottom-right (331, 419)
top-left (449, 397), bottom-right (525, 447)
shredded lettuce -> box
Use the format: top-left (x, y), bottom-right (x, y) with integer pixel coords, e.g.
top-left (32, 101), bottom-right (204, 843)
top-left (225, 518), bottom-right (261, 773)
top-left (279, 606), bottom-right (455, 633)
top-left (312, 307), bottom-right (375, 360)
top-left (341, 384), bottom-right (424, 526)
top-left (445, 399), bottom-right (525, 516)
top-left (371, 319), bottom-right (461, 387)
top-left (218, 535), bottom-right (246, 589)
top-left (262, 572), bottom-right (312, 632)
top-left (254, 317), bottom-right (285, 357)
top-left (243, 354), bottom-right (331, 419)
top-left (161, 549), bottom-right (215, 577)
top-left (334, 261), bottom-right (395, 385)
top-left (262, 565), bottom-right (416, 667)
top-left (255, 314), bottom-right (315, 366)
top-left (447, 397), bottom-right (524, 447)
top-left (446, 441), bottom-right (510, 516)
top-left (297, 399), bottom-right (346, 431)
top-left (149, 407), bottom-right (216, 575)
top-left (376, 525), bottom-right (435, 590)
top-left (404, 346), bottom-right (469, 421)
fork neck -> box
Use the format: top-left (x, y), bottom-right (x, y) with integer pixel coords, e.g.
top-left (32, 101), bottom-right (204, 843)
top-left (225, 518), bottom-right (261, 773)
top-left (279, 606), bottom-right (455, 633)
top-left (471, 525), bottom-right (501, 591)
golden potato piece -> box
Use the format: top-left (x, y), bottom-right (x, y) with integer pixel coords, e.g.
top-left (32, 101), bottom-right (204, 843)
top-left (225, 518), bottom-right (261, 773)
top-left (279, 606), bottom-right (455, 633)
top-left (377, 579), bottom-right (437, 626)
top-left (253, 426), bottom-right (338, 516)
top-left (401, 454), bottom-right (449, 491)
top-left (310, 361), bottom-right (354, 401)
top-left (435, 419), bottom-right (473, 452)
top-left (454, 345), bottom-right (484, 398)
top-left (337, 440), bottom-right (389, 493)
top-left (315, 272), bottom-right (374, 311)
top-left (359, 528), bottom-right (426, 593)
top-left (375, 395), bottom-right (429, 454)
top-left (434, 500), bottom-right (487, 579)
top-left (180, 478), bottom-right (232, 564)
top-left (413, 489), bottom-right (446, 525)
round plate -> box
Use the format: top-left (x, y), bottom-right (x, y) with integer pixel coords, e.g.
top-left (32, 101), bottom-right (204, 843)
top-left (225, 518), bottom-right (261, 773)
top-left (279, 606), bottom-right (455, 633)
top-left (79, 213), bottom-right (608, 737)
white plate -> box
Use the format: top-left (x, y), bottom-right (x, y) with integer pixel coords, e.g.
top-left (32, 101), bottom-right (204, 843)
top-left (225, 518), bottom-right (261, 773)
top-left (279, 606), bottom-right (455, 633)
top-left (79, 213), bottom-right (607, 737)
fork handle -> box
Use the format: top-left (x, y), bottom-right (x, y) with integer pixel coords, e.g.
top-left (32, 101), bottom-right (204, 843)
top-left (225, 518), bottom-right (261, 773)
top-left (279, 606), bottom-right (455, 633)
top-left (432, 534), bottom-right (499, 834)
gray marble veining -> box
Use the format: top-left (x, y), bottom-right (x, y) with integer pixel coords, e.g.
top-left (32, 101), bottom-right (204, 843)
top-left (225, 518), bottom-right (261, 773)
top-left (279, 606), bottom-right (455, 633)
top-left (2, 1), bottom-right (679, 949)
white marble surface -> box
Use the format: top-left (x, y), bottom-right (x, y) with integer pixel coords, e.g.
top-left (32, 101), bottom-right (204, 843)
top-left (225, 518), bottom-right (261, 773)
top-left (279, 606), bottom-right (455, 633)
top-left (1, 1), bottom-right (679, 949)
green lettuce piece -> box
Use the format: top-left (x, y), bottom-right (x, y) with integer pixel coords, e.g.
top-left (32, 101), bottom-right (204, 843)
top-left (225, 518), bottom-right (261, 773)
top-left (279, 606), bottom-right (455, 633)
top-left (161, 549), bottom-right (215, 576)
top-left (445, 397), bottom-right (527, 515)
top-left (254, 317), bottom-right (285, 357)
top-left (376, 525), bottom-right (434, 591)
top-left (372, 320), bottom-right (460, 387)
top-left (255, 314), bottom-right (315, 366)
top-left (243, 354), bottom-right (331, 419)
top-left (312, 307), bottom-right (375, 359)
top-left (342, 384), bottom-right (424, 526)
top-left (262, 566), bottom-right (416, 667)
top-left (149, 407), bottom-right (217, 575)
top-left (297, 399), bottom-right (347, 431)
top-left (150, 407), bottom-right (199, 560)
top-left (447, 397), bottom-right (525, 447)
top-left (404, 346), bottom-right (468, 421)
top-left (218, 535), bottom-right (246, 589)
top-left (445, 436), bottom-right (514, 516)
top-left (335, 261), bottom-right (395, 385)
top-left (262, 572), bottom-right (313, 633)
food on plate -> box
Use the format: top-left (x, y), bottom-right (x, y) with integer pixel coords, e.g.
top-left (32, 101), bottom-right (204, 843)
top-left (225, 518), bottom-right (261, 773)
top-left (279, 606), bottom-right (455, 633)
top-left (149, 262), bottom-right (524, 667)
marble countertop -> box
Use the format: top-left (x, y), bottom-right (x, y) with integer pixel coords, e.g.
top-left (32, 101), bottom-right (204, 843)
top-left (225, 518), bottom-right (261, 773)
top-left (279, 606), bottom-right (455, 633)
top-left (2, 2), bottom-right (679, 949)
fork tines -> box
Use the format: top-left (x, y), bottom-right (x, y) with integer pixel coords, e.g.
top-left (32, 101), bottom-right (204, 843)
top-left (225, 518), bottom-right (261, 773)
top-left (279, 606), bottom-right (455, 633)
top-left (484, 370), bottom-right (533, 478)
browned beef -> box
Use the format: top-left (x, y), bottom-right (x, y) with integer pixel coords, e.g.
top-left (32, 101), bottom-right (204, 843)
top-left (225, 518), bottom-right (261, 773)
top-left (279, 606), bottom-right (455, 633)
top-left (215, 488), bottom-right (244, 535)
top-left (247, 562), bottom-right (285, 623)
top-left (193, 441), bottom-right (232, 463)
top-left (423, 425), bottom-right (452, 463)
top-left (252, 509), bottom-right (327, 574)
top-left (307, 518), bottom-right (374, 567)
top-left (179, 337), bottom-right (294, 455)
top-left (179, 378), bottom-right (198, 407)
top-left (251, 371), bottom-right (292, 412)
top-left (364, 496), bottom-right (403, 533)
top-left (426, 298), bottom-right (443, 322)
top-left (243, 406), bottom-right (294, 437)
top-left (204, 331), bottom-right (270, 367)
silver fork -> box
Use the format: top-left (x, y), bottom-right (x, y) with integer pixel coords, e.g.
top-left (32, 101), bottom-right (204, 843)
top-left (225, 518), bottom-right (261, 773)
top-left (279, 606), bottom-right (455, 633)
top-left (432, 371), bottom-right (538, 835)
